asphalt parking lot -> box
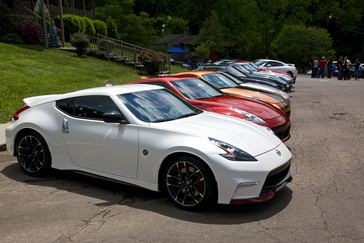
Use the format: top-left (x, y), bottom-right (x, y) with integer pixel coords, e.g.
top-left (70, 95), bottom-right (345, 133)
top-left (0, 75), bottom-right (363, 242)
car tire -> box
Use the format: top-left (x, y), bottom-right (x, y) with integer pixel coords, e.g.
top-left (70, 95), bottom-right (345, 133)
top-left (162, 156), bottom-right (217, 211)
top-left (15, 130), bottom-right (51, 177)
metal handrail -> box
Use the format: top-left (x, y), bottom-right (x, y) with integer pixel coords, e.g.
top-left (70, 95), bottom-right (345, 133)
top-left (88, 34), bottom-right (170, 72)
top-left (23, 7), bottom-right (62, 33)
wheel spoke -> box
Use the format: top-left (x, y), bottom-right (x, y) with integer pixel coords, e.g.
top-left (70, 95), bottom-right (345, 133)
top-left (166, 160), bottom-right (206, 207)
top-left (17, 135), bottom-right (46, 173)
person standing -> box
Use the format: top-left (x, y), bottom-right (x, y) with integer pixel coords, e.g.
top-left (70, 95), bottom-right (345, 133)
top-left (342, 56), bottom-right (349, 80)
top-left (327, 58), bottom-right (332, 78)
top-left (354, 58), bottom-right (361, 80)
top-left (337, 56), bottom-right (343, 80)
top-left (313, 57), bottom-right (319, 78)
top-left (309, 58), bottom-right (314, 78)
top-left (318, 56), bottom-right (327, 78)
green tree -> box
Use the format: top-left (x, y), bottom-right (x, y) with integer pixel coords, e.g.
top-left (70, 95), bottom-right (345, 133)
top-left (198, 10), bottom-right (227, 55)
top-left (271, 24), bottom-right (335, 69)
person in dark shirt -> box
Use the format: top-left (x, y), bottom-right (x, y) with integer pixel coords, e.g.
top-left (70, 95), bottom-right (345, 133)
top-left (354, 58), bottom-right (361, 80)
top-left (327, 58), bottom-right (332, 78)
top-left (318, 56), bottom-right (327, 78)
top-left (337, 56), bottom-right (343, 80)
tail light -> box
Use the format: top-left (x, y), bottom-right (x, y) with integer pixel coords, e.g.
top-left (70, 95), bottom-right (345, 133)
top-left (13, 105), bottom-right (30, 121)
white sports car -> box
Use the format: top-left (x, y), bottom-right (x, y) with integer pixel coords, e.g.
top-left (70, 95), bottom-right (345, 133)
top-left (254, 59), bottom-right (298, 78)
top-left (5, 84), bottom-right (292, 210)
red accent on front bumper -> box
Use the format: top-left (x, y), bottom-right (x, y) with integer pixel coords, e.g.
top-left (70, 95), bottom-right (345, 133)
top-left (230, 176), bottom-right (292, 205)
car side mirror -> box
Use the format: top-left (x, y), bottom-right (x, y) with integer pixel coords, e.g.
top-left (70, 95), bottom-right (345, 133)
top-left (267, 64), bottom-right (271, 67)
top-left (102, 111), bottom-right (128, 124)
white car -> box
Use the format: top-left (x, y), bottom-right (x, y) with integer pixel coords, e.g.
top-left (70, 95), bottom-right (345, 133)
top-left (254, 59), bottom-right (298, 78)
top-left (6, 84), bottom-right (292, 210)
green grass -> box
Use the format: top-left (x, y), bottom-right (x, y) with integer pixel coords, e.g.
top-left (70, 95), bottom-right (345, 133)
top-left (0, 43), bottom-right (141, 123)
top-left (170, 64), bottom-right (187, 74)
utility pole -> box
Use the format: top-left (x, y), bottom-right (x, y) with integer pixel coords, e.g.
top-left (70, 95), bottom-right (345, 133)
top-left (59, 0), bottom-right (65, 47)
top-left (40, 0), bottom-right (48, 48)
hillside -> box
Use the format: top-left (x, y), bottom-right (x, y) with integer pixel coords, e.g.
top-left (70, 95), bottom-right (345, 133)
top-left (0, 43), bottom-right (143, 123)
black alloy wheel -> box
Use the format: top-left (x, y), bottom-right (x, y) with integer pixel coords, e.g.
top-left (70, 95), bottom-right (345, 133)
top-left (163, 156), bottom-right (216, 210)
top-left (16, 131), bottom-right (51, 176)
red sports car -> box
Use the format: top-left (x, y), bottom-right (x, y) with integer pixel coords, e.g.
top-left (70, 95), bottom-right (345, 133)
top-left (130, 76), bottom-right (290, 141)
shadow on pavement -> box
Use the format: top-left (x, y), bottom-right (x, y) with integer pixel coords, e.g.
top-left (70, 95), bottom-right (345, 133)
top-left (1, 163), bottom-right (293, 225)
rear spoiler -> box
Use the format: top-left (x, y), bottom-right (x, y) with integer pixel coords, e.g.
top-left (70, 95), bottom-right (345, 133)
top-left (23, 94), bottom-right (61, 106)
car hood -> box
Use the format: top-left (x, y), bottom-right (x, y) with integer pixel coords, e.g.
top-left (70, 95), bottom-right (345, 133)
top-left (221, 88), bottom-right (279, 104)
top-left (195, 95), bottom-right (280, 120)
top-left (150, 112), bottom-right (281, 156)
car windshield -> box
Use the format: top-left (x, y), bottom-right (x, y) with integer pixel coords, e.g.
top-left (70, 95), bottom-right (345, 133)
top-left (249, 63), bottom-right (261, 70)
top-left (221, 73), bottom-right (243, 84)
top-left (202, 73), bottom-right (239, 89)
top-left (254, 60), bottom-right (266, 66)
top-left (225, 66), bottom-right (247, 78)
top-left (119, 89), bottom-right (201, 123)
top-left (171, 78), bottom-right (223, 100)
top-left (242, 63), bottom-right (256, 72)
top-left (232, 64), bottom-right (251, 74)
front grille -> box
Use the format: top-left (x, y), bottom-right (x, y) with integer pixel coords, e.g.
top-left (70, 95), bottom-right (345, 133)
top-left (263, 160), bottom-right (291, 188)
top-left (273, 124), bottom-right (291, 140)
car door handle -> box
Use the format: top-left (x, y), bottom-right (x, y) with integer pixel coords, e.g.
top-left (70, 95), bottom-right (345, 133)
top-left (62, 118), bottom-right (69, 133)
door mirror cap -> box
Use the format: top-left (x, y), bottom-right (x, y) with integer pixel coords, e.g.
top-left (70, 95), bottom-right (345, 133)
top-left (267, 64), bottom-right (272, 67)
top-left (102, 111), bottom-right (128, 124)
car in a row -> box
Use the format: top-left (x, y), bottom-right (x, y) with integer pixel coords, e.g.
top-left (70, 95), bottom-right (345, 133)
top-left (6, 62), bottom-right (296, 210)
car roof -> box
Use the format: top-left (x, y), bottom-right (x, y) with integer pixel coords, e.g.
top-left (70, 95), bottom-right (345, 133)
top-left (173, 70), bottom-right (217, 76)
top-left (132, 76), bottom-right (199, 84)
top-left (24, 84), bottom-right (165, 106)
top-left (65, 84), bottom-right (163, 97)
top-left (256, 59), bottom-right (285, 64)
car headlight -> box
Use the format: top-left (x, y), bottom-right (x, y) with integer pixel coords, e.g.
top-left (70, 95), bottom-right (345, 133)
top-left (232, 108), bottom-right (266, 124)
top-left (209, 138), bottom-right (257, 161)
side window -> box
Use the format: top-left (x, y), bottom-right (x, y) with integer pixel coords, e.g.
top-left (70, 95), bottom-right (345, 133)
top-left (269, 61), bottom-right (282, 67)
top-left (73, 96), bottom-right (120, 120)
top-left (56, 98), bottom-right (73, 115)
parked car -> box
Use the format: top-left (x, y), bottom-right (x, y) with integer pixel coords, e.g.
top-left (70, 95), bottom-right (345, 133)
top-left (254, 59), bottom-right (298, 78)
top-left (237, 61), bottom-right (296, 83)
top-left (220, 72), bottom-right (291, 104)
top-left (6, 84), bottom-right (293, 210)
top-left (131, 77), bottom-right (291, 141)
top-left (233, 62), bottom-right (295, 85)
top-left (200, 65), bottom-right (292, 92)
top-left (173, 70), bottom-right (291, 117)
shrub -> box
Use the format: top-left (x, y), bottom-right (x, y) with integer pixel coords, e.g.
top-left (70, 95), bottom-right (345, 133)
top-left (93, 20), bottom-right (107, 36)
top-left (62, 14), bottom-right (80, 41)
top-left (77, 16), bottom-right (86, 33)
top-left (70, 32), bottom-right (89, 56)
top-left (17, 22), bottom-right (41, 44)
top-left (139, 50), bottom-right (163, 75)
top-left (106, 17), bottom-right (118, 39)
top-left (83, 17), bottom-right (96, 36)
